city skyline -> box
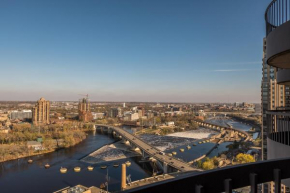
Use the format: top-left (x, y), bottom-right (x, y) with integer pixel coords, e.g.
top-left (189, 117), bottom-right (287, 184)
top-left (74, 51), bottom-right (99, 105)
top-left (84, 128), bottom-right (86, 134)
top-left (0, 0), bottom-right (271, 103)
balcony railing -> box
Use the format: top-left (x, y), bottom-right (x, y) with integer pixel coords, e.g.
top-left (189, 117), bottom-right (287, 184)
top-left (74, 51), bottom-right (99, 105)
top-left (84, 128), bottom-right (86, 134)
top-left (267, 110), bottom-right (290, 146)
top-left (265, 0), bottom-right (290, 35)
top-left (122, 157), bottom-right (290, 193)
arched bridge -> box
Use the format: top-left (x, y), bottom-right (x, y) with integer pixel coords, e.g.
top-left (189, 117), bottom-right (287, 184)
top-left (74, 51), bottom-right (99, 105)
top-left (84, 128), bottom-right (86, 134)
top-left (193, 120), bottom-right (252, 142)
top-left (95, 124), bottom-right (200, 173)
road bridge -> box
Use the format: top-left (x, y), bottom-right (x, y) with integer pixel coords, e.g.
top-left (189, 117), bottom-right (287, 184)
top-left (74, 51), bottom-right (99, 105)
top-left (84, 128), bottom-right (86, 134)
top-left (95, 124), bottom-right (200, 173)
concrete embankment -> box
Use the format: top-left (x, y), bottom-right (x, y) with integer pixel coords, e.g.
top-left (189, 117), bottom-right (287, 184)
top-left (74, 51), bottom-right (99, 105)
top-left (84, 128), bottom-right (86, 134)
top-left (81, 141), bottom-right (139, 164)
top-left (188, 129), bottom-right (223, 164)
top-left (189, 140), bottom-right (221, 164)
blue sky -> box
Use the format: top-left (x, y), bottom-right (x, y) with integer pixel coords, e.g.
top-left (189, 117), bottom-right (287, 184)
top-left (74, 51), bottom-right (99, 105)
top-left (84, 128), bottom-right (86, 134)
top-left (0, 0), bottom-right (271, 102)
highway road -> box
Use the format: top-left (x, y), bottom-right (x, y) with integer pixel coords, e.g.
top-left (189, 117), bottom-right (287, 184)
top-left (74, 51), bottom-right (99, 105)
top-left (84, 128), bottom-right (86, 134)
top-left (96, 124), bottom-right (200, 172)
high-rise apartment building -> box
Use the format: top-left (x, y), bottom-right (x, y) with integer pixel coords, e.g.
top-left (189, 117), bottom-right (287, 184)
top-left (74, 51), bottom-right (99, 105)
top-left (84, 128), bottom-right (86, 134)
top-left (263, 1), bottom-right (290, 191)
top-left (261, 38), bottom-right (287, 161)
top-left (78, 98), bottom-right (93, 122)
top-left (32, 97), bottom-right (50, 125)
top-left (109, 108), bottom-right (122, 118)
top-left (137, 106), bottom-right (145, 118)
top-left (269, 79), bottom-right (285, 109)
top-left (261, 38), bottom-right (289, 193)
top-left (261, 38), bottom-right (272, 161)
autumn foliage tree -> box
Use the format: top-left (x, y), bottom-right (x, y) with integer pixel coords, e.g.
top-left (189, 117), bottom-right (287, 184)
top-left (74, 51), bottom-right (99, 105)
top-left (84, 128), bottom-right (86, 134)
top-left (235, 153), bottom-right (255, 164)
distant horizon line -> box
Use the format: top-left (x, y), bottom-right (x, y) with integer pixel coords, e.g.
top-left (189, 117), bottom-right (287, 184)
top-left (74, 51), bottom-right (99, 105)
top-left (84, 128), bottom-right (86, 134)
top-left (0, 100), bottom-right (261, 104)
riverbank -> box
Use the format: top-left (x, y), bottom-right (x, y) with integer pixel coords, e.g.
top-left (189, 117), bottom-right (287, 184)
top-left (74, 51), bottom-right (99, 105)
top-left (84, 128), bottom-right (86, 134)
top-left (0, 131), bottom-right (87, 163)
top-left (0, 147), bottom-right (56, 163)
top-left (135, 125), bottom-right (199, 136)
top-left (228, 115), bottom-right (261, 130)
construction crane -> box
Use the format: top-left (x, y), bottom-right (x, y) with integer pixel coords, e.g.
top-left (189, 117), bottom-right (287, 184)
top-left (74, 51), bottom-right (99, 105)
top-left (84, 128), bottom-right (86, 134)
top-left (78, 94), bottom-right (89, 99)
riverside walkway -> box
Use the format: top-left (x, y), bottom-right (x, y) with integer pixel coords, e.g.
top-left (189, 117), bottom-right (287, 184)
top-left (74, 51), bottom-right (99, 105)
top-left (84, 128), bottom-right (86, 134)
top-left (95, 124), bottom-right (201, 172)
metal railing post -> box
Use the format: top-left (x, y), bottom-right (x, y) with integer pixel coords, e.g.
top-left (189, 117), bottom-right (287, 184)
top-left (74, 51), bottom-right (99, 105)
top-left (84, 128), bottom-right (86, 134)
top-left (250, 173), bottom-right (258, 193)
top-left (274, 169), bottom-right (281, 193)
top-left (195, 185), bottom-right (204, 193)
top-left (224, 179), bottom-right (232, 193)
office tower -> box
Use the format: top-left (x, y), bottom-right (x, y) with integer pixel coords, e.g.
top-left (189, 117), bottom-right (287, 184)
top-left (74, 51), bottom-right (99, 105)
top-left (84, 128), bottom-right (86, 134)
top-left (32, 97), bottom-right (50, 125)
top-left (78, 98), bottom-right (93, 122)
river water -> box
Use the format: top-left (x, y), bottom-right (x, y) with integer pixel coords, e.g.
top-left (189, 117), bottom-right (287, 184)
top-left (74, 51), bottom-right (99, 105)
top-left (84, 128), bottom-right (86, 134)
top-left (206, 117), bottom-right (259, 139)
top-left (0, 118), bottom-right (258, 193)
top-left (0, 131), bottom-right (150, 193)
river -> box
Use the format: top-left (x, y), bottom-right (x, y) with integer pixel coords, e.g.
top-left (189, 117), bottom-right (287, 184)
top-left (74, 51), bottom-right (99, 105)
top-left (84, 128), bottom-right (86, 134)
top-left (0, 131), bottom-right (150, 193)
top-left (0, 117), bottom-right (259, 193)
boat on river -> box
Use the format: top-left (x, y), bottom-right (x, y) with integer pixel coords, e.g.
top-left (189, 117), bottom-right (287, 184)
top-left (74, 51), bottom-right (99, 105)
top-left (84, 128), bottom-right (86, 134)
top-left (187, 145), bottom-right (191, 149)
top-left (27, 159), bottom-right (33, 164)
top-left (113, 163), bottom-right (119, 167)
top-left (44, 163), bottom-right (50, 168)
top-left (192, 143), bottom-right (197, 146)
top-left (180, 148), bottom-right (184, 152)
top-left (172, 151), bottom-right (177, 155)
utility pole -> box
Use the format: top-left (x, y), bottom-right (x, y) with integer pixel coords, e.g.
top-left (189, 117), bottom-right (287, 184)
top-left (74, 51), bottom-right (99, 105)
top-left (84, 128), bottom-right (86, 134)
top-left (106, 168), bottom-right (110, 192)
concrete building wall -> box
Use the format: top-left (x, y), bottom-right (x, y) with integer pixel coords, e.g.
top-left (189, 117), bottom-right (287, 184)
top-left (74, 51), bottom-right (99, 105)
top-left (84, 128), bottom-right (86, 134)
top-left (130, 113), bottom-right (139, 121)
top-left (267, 138), bottom-right (290, 188)
top-left (10, 111), bottom-right (32, 120)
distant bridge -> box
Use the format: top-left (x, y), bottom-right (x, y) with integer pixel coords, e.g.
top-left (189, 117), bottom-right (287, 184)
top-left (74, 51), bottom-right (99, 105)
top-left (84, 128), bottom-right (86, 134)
top-left (193, 120), bottom-right (252, 142)
top-left (95, 124), bottom-right (201, 173)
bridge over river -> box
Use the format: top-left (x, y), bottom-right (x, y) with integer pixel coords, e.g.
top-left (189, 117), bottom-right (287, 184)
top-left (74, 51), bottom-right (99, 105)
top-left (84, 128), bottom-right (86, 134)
top-left (95, 124), bottom-right (201, 173)
top-left (193, 120), bottom-right (252, 142)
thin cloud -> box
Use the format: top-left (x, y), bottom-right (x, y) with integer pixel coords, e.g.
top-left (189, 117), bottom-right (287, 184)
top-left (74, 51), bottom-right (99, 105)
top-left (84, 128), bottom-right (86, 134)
top-left (217, 61), bottom-right (261, 65)
top-left (213, 69), bottom-right (255, 72)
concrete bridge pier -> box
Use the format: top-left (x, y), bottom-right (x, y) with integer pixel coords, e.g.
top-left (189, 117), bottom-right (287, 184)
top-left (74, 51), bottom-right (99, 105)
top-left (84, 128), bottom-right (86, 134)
top-left (141, 149), bottom-right (147, 158)
top-left (163, 162), bottom-right (168, 174)
top-left (156, 161), bottom-right (165, 173)
top-left (107, 127), bottom-right (113, 134)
